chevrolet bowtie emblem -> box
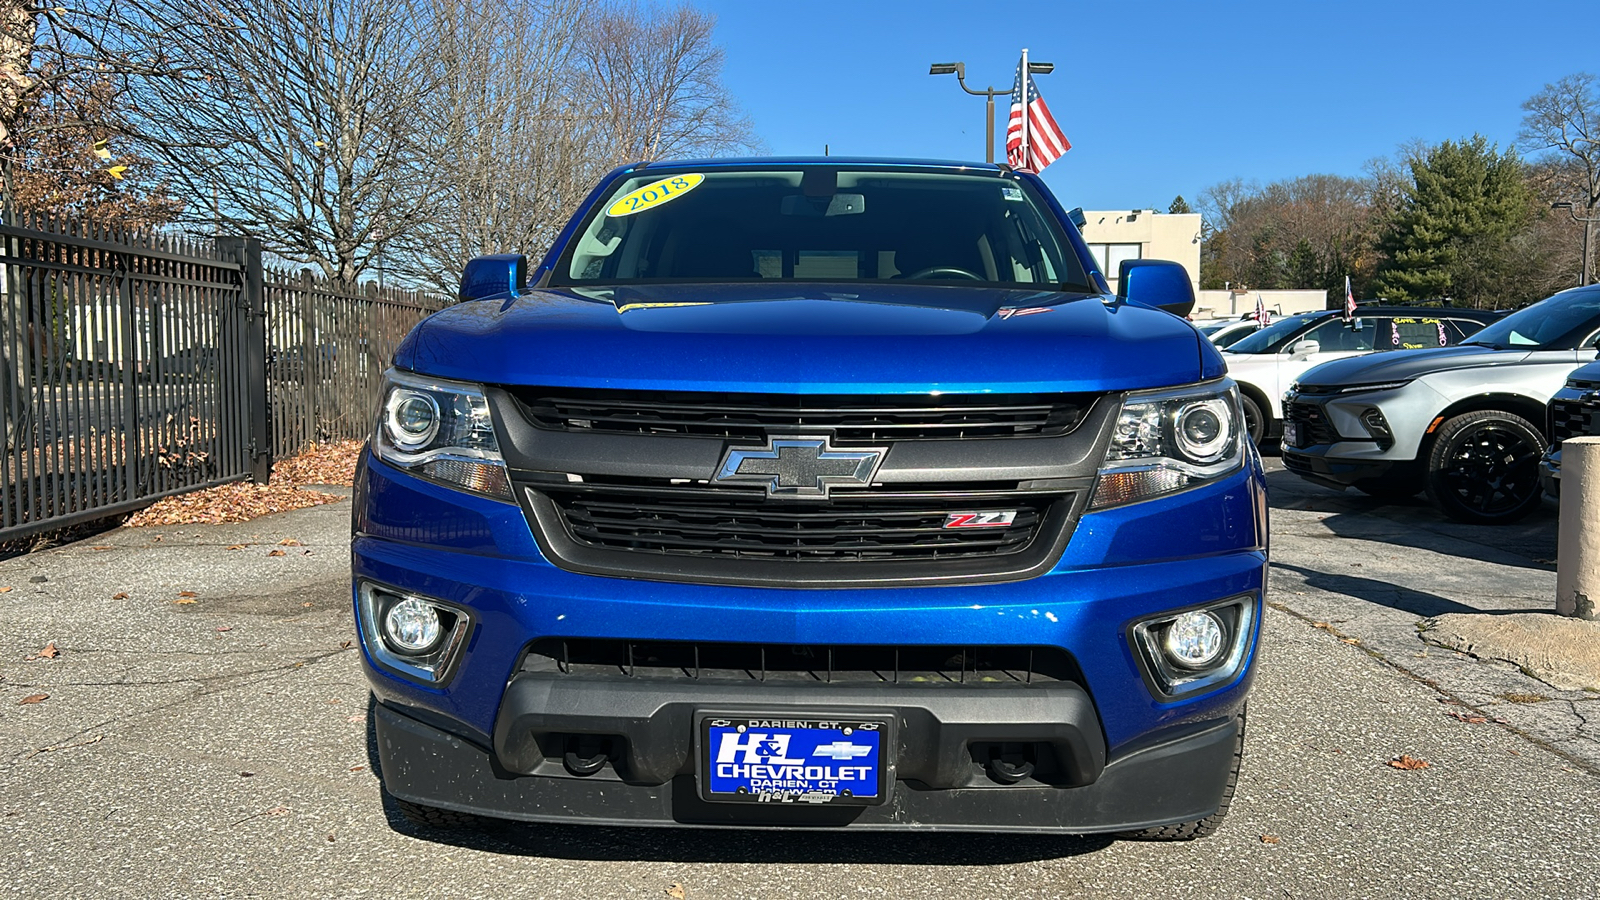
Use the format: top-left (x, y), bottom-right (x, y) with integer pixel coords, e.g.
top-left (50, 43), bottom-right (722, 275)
top-left (714, 437), bottom-right (885, 499)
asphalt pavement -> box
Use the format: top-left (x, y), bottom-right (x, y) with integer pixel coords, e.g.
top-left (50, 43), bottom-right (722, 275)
top-left (1, 465), bottom-right (1598, 899)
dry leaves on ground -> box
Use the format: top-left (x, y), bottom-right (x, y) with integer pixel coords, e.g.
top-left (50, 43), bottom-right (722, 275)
top-left (666, 886), bottom-right (687, 900)
top-left (111, 592), bottom-right (129, 600)
top-left (267, 549), bottom-right (286, 557)
top-left (124, 441), bottom-right (362, 528)
top-left (24, 642), bottom-right (60, 661)
top-left (1388, 754), bottom-right (1431, 770)
top-left (1260, 834), bottom-right (1281, 844)
top-left (18, 693), bottom-right (48, 705)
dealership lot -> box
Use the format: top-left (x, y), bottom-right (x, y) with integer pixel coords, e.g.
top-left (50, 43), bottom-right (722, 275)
top-left (1, 465), bottom-right (1597, 899)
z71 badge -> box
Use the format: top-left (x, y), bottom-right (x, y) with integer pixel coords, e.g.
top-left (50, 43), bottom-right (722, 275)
top-left (943, 511), bottom-right (1017, 529)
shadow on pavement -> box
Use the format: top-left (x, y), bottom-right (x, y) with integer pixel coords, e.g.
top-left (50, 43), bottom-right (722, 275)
top-left (1264, 466), bottom-right (1558, 572)
top-left (1271, 561), bottom-right (1529, 618)
top-left (363, 698), bottom-right (1114, 863)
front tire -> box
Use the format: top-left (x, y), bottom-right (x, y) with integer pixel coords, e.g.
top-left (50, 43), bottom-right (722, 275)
top-left (1240, 393), bottom-right (1266, 446)
top-left (1117, 706), bottom-right (1246, 841)
top-left (1423, 410), bottom-right (1545, 525)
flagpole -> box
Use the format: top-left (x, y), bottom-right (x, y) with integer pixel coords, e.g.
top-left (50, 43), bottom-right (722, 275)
top-left (1019, 47), bottom-right (1030, 171)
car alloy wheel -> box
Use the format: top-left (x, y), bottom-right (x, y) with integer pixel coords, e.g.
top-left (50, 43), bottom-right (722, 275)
top-left (1424, 410), bottom-right (1545, 525)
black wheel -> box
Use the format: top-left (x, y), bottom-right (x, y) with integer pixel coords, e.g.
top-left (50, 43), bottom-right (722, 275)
top-left (1423, 410), bottom-right (1545, 525)
top-left (1117, 706), bottom-right (1246, 841)
top-left (1240, 393), bottom-right (1266, 445)
top-left (394, 796), bottom-right (479, 829)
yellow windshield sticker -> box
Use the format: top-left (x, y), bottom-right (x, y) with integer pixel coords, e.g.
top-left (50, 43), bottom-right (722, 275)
top-left (606, 174), bottom-right (705, 217)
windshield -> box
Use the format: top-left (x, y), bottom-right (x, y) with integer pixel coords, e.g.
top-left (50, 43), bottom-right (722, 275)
top-left (1463, 288), bottom-right (1600, 350)
top-left (1225, 314), bottom-right (1320, 354)
top-left (550, 166), bottom-right (1092, 291)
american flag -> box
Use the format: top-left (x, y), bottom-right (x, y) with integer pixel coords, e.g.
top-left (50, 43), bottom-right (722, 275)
top-left (1254, 294), bottom-right (1271, 325)
top-left (1006, 64), bottom-right (1070, 173)
top-left (1344, 275), bottom-right (1356, 320)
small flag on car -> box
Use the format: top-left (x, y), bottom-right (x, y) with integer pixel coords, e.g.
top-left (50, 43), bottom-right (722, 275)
top-left (1254, 294), bottom-right (1271, 325)
top-left (1344, 275), bottom-right (1356, 320)
top-left (1006, 54), bottom-right (1070, 174)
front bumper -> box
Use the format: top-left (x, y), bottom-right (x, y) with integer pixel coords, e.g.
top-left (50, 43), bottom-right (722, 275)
top-left (1542, 448), bottom-right (1560, 498)
top-left (375, 701), bottom-right (1241, 833)
top-left (1280, 444), bottom-right (1411, 491)
top-left (354, 450), bottom-right (1267, 831)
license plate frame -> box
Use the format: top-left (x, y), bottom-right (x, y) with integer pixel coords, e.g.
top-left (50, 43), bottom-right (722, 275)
top-left (695, 712), bottom-right (892, 807)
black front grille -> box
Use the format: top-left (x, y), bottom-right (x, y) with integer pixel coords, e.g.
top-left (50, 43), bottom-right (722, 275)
top-left (1285, 401), bottom-right (1339, 448)
top-left (1550, 397), bottom-right (1599, 447)
top-left (511, 387), bottom-right (1094, 442)
top-left (523, 638), bottom-right (1079, 684)
top-left (546, 487), bottom-right (1052, 561)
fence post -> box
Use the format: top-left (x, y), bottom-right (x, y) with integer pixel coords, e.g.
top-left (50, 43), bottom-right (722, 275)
top-left (1557, 436), bottom-right (1600, 620)
top-left (218, 236), bottom-right (272, 483)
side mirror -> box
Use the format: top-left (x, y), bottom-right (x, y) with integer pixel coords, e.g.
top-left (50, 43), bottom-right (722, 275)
top-left (1117, 259), bottom-right (1195, 317)
top-left (459, 253), bottom-right (528, 302)
top-left (1289, 339), bottom-right (1321, 360)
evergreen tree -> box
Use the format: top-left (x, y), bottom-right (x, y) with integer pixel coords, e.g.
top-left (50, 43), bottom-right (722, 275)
top-left (1374, 135), bottom-right (1538, 307)
top-left (1167, 195), bottom-right (1193, 215)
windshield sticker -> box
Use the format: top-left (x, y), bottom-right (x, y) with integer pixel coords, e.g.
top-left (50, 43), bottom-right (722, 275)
top-left (606, 174), bottom-right (705, 217)
top-left (1002, 186), bottom-right (1025, 202)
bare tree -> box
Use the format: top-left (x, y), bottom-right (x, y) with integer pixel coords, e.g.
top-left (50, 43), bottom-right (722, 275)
top-left (123, 0), bottom-right (437, 287)
top-left (1520, 72), bottom-right (1600, 285)
top-left (576, 2), bottom-right (760, 162)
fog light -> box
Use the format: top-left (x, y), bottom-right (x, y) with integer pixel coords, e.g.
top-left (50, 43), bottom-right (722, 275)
top-left (383, 597), bottom-right (442, 654)
top-left (1162, 610), bottom-right (1225, 669)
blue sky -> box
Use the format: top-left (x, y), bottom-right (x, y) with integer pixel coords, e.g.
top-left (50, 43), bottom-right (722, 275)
top-left (699, 0), bottom-right (1592, 210)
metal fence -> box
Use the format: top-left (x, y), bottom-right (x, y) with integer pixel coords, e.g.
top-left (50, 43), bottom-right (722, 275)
top-left (1, 215), bottom-right (447, 543)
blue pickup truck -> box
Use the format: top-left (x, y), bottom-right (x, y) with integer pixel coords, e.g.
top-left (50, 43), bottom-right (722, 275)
top-left (353, 158), bottom-right (1267, 840)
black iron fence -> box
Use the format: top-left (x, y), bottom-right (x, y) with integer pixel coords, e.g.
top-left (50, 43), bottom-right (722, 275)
top-left (1, 215), bottom-right (447, 542)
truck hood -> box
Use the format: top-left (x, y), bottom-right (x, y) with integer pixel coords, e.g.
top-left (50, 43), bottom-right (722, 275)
top-left (395, 283), bottom-right (1218, 394)
top-left (1293, 344), bottom-right (1531, 387)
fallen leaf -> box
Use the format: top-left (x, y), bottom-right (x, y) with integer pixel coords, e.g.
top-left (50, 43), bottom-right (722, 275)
top-left (1388, 754), bottom-right (1430, 770)
top-left (1446, 711), bottom-right (1488, 725)
top-left (1312, 622), bottom-right (1330, 629)
top-left (18, 694), bottom-right (48, 705)
top-left (174, 597), bottom-right (196, 605)
top-left (37, 642), bottom-right (59, 659)
top-left (302, 602), bottom-right (313, 608)
top-left (178, 591), bottom-right (198, 598)
top-left (240, 772), bottom-right (255, 777)
top-left (226, 544), bottom-right (247, 551)
top-left (327, 833), bottom-right (336, 842)
top-left (339, 640), bottom-right (353, 650)
top-left (91, 546), bottom-right (112, 551)
top-left (111, 592), bottom-right (129, 600)
top-left (0, 586), bottom-right (10, 593)
top-left (266, 806), bottom-right (290, 817)
top-left (666, 886), bottom-right (686, 900)
top-left (349, 764), bottom-right (365, 771)
top-left (277, 538), bottom-right (303, 547)
top-left (1260, 834), bottom-right (1280, 844)
top-left (267, 549), bottom-right (286, 557)
top-left (217, 626), bottom-right (233, 633)
top-left (1340, 637), bottom-right (1361, 645)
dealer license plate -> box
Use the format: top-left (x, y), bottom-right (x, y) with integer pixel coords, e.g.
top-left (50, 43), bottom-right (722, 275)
top-left (699, 715), bottom-right (887, 806)
top-left (1283, 420), bottom-right (1299, 447)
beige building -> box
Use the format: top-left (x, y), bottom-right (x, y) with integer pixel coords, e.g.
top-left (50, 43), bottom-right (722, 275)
top-left (1193, 289), bottom-right (1329, 320)
top-left (1078, 210), bottom-right (1202, 293)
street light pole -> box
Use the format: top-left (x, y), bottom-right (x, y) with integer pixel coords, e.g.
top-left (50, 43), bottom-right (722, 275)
top-left (930, 58), bottom-right (1054, 164)
top-left (1553, 201), bottom-right (1599, 286)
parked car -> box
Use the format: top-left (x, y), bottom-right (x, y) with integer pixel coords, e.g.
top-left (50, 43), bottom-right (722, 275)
top-left (1222, 307), bottom-right (1497, 443)
top-left (354, 158), bottom-right (1266, 840)
top-left (1197, 317), bottom-right (1260, 349)
top-left (1281, 284), bottom-right (1600, 524)
top-left (1540, 359), bottom-right (1600, 497)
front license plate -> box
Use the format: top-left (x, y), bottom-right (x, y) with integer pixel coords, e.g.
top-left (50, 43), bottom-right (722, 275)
top-left (1283, 420), bottom-right (1299, 447)
top-left (699, 715), bottom-right (887, 806)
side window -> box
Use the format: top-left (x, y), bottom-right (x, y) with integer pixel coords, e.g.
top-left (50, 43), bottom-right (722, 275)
top-left (1300, 317), bottom-right (1377, 352)
top-left (1386, 316), bottom-right (1455, 350)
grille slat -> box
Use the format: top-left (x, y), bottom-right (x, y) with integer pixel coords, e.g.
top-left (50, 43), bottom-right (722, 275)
top-left (1550, 398), bottom-right (1598, 446)
top-left (549, 489), bottom-right (1050, 561)
top-left (513, 388), bottom-right (1093, 442)
top-left (524, 639), bottom-right (1079, 685)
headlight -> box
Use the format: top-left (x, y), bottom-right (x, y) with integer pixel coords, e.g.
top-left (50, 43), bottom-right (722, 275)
top-left (1091, 380), bottom-right (1245, 509)
top-left (372, 369), bottom-right (512, 499)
